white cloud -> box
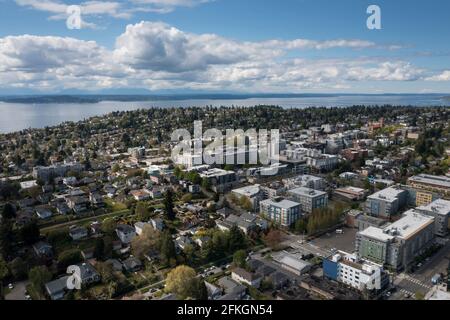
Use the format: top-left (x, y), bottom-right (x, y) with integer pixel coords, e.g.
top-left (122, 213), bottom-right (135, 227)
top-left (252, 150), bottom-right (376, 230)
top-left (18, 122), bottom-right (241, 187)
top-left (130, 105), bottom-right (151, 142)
top-left (425, 70), bottom-right (450, 81)
top-left (0, 22), bottom-right (441, 92)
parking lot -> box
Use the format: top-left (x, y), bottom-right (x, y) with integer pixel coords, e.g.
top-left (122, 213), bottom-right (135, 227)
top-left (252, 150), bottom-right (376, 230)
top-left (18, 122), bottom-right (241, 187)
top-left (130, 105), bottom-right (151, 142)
top-left (309, 227), bottom-right (358, 254)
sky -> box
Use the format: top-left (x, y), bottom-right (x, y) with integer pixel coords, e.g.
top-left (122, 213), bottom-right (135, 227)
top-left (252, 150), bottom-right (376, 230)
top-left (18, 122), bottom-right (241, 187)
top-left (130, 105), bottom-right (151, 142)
top-left (0, 0), bottom-right (449, 94)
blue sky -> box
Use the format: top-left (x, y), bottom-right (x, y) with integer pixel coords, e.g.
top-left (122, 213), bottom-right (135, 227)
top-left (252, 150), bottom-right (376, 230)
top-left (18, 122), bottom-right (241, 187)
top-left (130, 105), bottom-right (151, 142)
top-left (0, 0), bottom-right (449, 94)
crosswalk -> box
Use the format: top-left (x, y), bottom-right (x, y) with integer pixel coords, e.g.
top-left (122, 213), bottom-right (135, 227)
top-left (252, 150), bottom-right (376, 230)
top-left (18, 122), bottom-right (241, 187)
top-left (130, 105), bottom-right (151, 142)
top-left (399, 288), bottom-right (414, 296)
top-left (403, 275), bottom-right (432, 290)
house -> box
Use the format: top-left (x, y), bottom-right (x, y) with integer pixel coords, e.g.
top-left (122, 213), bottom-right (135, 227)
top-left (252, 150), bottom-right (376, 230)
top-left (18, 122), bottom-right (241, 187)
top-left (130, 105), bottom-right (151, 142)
top-left (134, 221), bottom-right (152, 236)
top-left (76, 262), bottom-right (101, 286)
top-left (33, 241), bottom-right (53, 259)
top-left (45, 276), bottom-right (70, 300)
top-left (216, 276), bottom-right (247, 300)
top-left (150, 218), bottom-right (164, 231)
top-left (175, 235), bottom-right (194, 251)
top-left (194, 236), bottom-right (211, 248)
top-left (231, 267), bottom-right (263, 288)
top-left (66, 196), bottom-right (90, 214)
top-left (105, 259), bottom-right (123, 272)
top-left (69, 226), bottom-right (88, 241)
top-left (122, 257), bottom-right (143, 272)
top-left (189, 184), bottom-right (200, 194)
top-left (81, 248), bottom-right (95, 260)
top-left (56, 202), bottom-right (70, 215)
top-left (89, 193), bottom-right (105, 208)
top-left (90, 221), bottom-right (102, 235)
top-left (130, 189), bottom-right (150, 201)
top-left (63, 176), bottom-right (78, 186)
top-left (35, 206), bottom-right (53, 219)
top-left (116, 224), bottom-right (136, 244)
top-left (205, 281), bottom-right (223, 300)
top-left (269, 272), bottom-right (290, 289)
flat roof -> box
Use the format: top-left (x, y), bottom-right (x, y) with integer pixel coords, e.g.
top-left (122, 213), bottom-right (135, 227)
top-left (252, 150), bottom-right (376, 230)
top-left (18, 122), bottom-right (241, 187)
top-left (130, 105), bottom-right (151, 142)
top-left (288, 186), bottom-right (327, 198)
top-left (417, 199), bottom-right (450, 216)
top-left (367, 186), bottom-right (406, 202)
top-left (260, 198), bottom-right (300, 209)
top-left (232, 185), bottom-right (260, 197)
top-left (384, 210), bottom-right (434, 240)
top-left (408, 174), bottom-right (450, 188)
top-left (359, 226), bottom-right (395, 242)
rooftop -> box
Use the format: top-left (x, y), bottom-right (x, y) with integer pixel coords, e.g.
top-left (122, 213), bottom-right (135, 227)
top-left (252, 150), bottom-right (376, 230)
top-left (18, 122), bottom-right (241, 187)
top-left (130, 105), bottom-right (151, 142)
top-left (288, 186), bottom-right (327, 198)
top-left (260, 198), bottom-right (300, 209)
top-left (408, 174), bottom-right (450, 188)
top-left (385, 210), bottom-right (434, 240)
top-left (367, 186), bottom-right (406, 202)
top-left (232, 184), bottom-right (260, 197)
top-left (417, 199), bottom-right (450, 216)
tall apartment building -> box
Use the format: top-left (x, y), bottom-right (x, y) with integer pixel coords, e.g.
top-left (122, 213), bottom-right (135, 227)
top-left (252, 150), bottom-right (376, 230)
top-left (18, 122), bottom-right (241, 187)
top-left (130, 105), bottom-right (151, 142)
top-left (287, 187), bottom-right (328, 214)
top-left (231, 184), bottom-right (262, 212)
top-left (355, 210), bottom-right (435, 270)
top-left (416, 199), bottom-right (450, 237)
top-left (407, 174), bottom-right (450, 198)
top-left (260, 198), bottom-right (301, 227)
top-left (365, 186), bottom-right (408, 219)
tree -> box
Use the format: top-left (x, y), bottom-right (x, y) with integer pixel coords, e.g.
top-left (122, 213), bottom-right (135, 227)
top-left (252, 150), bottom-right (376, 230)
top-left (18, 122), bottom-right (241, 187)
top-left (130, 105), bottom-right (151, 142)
top-left (20, 221), bottom-right (40, 245)
top-left (93, 238), bottom-right (105, 260)
top-left (47, 229), bottom-right (70, 246)
top-left (8, 257), bottom-right (28, 280)
top-left (135, 202), bottom-right (151, 221)
top-left (112, 164), bottom-right (120, 173)
top-left (1, 203), bottom-right (16, 220)
top-left (263, 229), bottom-right (284, 249)
top-left (228, 225), bottom-right (246, 252)
top-left (57, 249), bottom-right (82, 270)
top-left (101, 219), bottom-right (117, 235)
top-left (233, 250), bottom-right (248, 269)
top-left (164, 188), bottom-right (176, 221)
top-left (201, 178), bottom-right (211, 191)
top-left (28, 266), bottom-right (52, 295)
top-left (160, 230), bottom-right (176, 266)
top-left (239, 196), bottom-right (253, 211)
top-left (0, 257), bottom-right (9, 300)
top-left (0, 221), bottom-right (14, 259)
top-left (131, 225), bottom-right (161, 260)
top-left (181, 193), bottom-right (193, 203)
top-left (294, 219), bottom-right (307, 234)
top-left (165, 265), bottom-right (205, 300)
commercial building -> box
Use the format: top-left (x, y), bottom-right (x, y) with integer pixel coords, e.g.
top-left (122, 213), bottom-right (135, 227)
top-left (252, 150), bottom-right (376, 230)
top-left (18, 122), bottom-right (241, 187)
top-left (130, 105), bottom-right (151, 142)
top-left (416, 199), bottom-right (450, 237)
top-left (323, 251), bottom-right (388, 292)
top-left (287, 187), bottom-right (328, 214)
top-left (272, 252), bottom-right (312, 276)
top-left (408, 174), bottom-right (450, 198)
top-left (365, 186), bottom-right (408, 219)
top-left (260, 198), bottom-right (301, 227)
top-left (356, 210), bottom-right (435, 270)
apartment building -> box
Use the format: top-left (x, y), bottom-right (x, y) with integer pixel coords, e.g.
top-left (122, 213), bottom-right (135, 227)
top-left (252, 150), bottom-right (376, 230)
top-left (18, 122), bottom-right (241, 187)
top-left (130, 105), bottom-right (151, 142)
top-left (287, 187), bottom-right (328, 214)
top-left (259, 198), bottom-right (301, 227)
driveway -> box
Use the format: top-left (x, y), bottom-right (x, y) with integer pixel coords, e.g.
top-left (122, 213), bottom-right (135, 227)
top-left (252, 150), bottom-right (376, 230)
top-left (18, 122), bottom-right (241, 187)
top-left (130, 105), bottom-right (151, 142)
top-left (5, 280), bottom-right (29, 300)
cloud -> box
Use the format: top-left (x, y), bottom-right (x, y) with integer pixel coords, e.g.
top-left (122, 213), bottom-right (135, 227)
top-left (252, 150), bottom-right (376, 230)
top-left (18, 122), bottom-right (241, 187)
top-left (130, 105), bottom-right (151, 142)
top-left (425, 70), bottom-right (450, 81)
top-left (0, 22), bottom-right (442, 92)
top-left (15, 0), bottom-right (212, 27)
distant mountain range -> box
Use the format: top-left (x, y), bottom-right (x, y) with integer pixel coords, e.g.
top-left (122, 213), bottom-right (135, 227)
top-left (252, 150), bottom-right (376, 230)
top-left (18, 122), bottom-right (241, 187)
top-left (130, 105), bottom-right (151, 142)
top-left (0, 93), bottom-right (449, 104)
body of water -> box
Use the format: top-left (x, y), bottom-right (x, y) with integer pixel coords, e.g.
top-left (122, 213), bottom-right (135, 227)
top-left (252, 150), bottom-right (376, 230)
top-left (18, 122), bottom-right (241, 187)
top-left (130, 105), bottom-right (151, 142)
top-left (0, 95), bottom-right (448, 134)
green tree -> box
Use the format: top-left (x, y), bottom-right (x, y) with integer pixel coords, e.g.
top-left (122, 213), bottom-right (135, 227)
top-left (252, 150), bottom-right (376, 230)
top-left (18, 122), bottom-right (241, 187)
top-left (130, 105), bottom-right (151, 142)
top-left (131, 225), bottom-right (161, 260)
top-left (0, 221), bottom-right (14, 259)
top-left (0, 257), bottom-right (9, 300)
top-left (28, 266), bottom-right (52, 296)
top-left (165, 265), bottom-right (205, 300)
top-left (93, 238), bottom-right (105, 260)
top-left (164, 188), bottom-right (176, 221)
top-left (8, 257), bottom-right (28, 280)
top-left (233, 249), bottom-right (248, 269)
top-left (228, 225), bottom-right (246, 252)
top-left (57, 249), bottom-right (82, 270)
top-left (135, 202), bottom-right (151, 221)
top-left (1, 203), bottom-right (16, 220)
top-left (160, 230), bottom-right (176, 266)
top-left (20, 221), bottom-right (40, 245)
top-left (181, 193), bottom-right (193, 203)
